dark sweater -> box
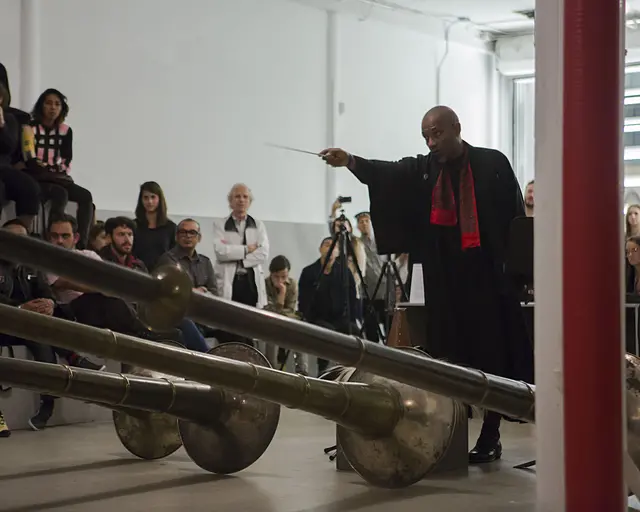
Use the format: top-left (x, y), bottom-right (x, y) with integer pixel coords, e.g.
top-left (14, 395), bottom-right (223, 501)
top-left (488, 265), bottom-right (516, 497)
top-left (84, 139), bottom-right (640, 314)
top-left (0, 110), bottom-right (19, 167)
top-left (132, 220), bottom-right (176, 272)
top-left (298, 259), bottom-right (356, 325)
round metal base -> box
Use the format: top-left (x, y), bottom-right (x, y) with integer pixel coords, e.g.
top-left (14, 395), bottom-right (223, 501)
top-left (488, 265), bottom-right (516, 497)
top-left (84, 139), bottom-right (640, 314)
top-left (178, 343), bottom-right (280, 474)
top-left (337, 364), bottom-right (459, 488)
top-left (113, 410), bottom-right (182, 460)
top-left (138, 264), bottom-right (193, 332)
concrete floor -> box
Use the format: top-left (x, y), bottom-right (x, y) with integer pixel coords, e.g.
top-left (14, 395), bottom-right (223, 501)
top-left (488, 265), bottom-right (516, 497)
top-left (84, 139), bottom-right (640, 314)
top-left (0, 409), bottom-right (538, 512)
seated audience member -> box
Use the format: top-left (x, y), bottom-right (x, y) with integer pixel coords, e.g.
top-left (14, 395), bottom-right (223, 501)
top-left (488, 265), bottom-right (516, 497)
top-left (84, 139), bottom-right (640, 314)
top-left (627, 236), bottom-right (640, 294)
top-left (25, 89), bottom-right (93, 248)
top-left (133, 181), bottom-right (176, 271)
top-left (298, 237), bottom-right (357, 375)
top-left (0, 219), bottom-right (103, 433)
top-left (46, 214), bottom-right (152, 338)
top-left (0, 63), bottom-right (30, 126)
top-left (213, 183), bottom-right (269, 346)
top-left (0, 62), bottom-right (34, 169)
top-left (87, 221), bottom-right (108, 253)
top-left (158, 219), bottom-right (216, 294)
top-left (101, 216), bottom-right (204, 352)
top-left (99, 217), bottom-right (147, 271)
top-left (264, 255), bottom-right (307, 375)
top-left (156, 218), bottom-right (214, 353)
top-left (0, 81), bottom-right (40, 228)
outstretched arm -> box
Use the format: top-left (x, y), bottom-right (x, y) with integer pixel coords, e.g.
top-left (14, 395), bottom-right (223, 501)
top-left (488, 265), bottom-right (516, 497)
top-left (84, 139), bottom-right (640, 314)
top-left (320, 148), bottom-right (418, 185)
top-left (320, 147), bottom-right (422, 256)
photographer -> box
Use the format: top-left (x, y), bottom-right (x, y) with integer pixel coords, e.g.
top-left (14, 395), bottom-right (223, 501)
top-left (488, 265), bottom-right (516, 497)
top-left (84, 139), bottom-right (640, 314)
top-left (298, 237), bottom-right (357, 375)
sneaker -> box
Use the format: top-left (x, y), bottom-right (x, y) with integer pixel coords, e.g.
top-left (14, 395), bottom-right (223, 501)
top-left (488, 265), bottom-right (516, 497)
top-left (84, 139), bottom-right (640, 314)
top-left (29, 399), bottom-right (54, 431)
top-left (0, 411), bottom-right (11, 437)
top-left (72, 357), bottom-right (106, 372)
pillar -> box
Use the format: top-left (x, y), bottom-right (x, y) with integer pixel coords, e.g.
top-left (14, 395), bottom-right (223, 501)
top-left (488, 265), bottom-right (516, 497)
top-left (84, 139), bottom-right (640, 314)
top-left (325, 10), bottom-right (339, 207)
top-left (19, 0), bottom-right (40, 110)
top-left (536, 0), bottom-right (625, 510)
top-left (534, 0), bottom-right (565, 508)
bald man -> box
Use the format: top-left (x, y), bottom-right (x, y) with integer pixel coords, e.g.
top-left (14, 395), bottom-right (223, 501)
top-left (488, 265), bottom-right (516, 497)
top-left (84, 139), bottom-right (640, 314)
top-left (321, 106), bottom-right (533, 464)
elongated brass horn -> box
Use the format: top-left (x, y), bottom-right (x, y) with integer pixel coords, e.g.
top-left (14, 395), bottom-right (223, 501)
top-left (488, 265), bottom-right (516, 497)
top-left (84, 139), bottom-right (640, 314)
top-left (0, 232), bottom-right (535, 423)
top-left (0, 304), bottom-right (462, 488)
top-left (0, 343), bottom-right (279, 473)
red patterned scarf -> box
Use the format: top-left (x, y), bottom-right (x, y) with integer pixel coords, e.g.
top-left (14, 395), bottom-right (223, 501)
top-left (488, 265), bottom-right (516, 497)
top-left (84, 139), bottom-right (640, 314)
top-left (430, 161), bottom-right (481, 250)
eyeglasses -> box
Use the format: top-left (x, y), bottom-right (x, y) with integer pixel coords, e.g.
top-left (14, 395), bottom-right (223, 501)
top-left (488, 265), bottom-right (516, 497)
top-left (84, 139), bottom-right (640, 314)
top-left (178, 229), bottom-right (200, 237)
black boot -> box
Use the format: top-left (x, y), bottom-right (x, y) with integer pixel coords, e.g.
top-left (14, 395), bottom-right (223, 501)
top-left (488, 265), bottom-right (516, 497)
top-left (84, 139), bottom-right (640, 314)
top-left (469, 411), bottom-right (502, 464)
top-left (29, 397), bottom-right (55, 431)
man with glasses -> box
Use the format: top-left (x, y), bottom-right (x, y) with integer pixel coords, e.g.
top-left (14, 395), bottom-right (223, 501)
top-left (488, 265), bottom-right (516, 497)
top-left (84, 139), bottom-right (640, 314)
top-left (158, 218), bottom-right (217, 295)
top-left (156, 218), bottom-right (213, 352)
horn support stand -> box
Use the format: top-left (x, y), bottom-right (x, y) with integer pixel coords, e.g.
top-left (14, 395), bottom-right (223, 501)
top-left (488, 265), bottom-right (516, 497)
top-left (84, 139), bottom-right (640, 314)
top-left (0, 233), bottom-right (535, 423)
top-left (0, 305), bottom-right (459, 488)
top-left (0, 343), bottom-right (280, 473)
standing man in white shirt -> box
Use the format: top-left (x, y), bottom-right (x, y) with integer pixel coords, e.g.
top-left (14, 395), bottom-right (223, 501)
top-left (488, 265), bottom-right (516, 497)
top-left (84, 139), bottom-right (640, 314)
top-left (213, 183), bottom-right (269, 345)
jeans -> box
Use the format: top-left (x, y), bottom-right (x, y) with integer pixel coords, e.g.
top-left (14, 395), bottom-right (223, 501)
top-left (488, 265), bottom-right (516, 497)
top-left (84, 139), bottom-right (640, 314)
top-left (179, 318), bottom-right (209, 352)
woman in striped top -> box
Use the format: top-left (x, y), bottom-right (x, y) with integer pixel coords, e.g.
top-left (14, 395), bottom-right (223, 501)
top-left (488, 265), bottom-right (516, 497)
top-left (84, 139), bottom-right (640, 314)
top-left (27, 89), bottom-right (93, 248)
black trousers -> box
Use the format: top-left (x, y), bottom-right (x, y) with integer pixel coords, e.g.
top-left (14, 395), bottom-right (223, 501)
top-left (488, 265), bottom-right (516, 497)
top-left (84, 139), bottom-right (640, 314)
top-left (69, 293), bottom-right (141, 334)
top-left (39, 180), bottom-right (93, 248)
top-left (478, 410), bottom-right (502, 448)
top-left (0, 166), bottom-right (40, 216)
top-left (217, 272), bottom-right (258, 346)
top-left (232, 272), bottom-right (258, 306)
top-left (311, 319), bottom-right (358, 375)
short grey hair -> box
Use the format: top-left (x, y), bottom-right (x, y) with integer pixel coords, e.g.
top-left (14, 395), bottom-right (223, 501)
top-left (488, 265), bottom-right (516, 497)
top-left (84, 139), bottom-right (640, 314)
top-left (227, 183), bottom-right (254, 205)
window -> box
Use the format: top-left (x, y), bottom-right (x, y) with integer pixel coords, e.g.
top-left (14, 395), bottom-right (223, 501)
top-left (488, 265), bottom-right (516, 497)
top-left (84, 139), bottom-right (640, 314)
top-left (513, 65), bottom-right (640, 189)
top-left (512, 78), bottom-right (535, 187)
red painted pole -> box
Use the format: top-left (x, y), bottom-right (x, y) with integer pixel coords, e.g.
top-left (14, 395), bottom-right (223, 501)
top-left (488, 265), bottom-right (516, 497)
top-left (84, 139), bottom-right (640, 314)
top-left (563, 0), bottom-right (624, 509)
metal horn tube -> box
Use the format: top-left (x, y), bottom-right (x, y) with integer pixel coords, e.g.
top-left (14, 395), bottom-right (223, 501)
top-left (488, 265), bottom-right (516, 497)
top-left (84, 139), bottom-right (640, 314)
top-left (0, 346), bottom-right (280, 474)
top-left (0, 231), bottom-right (534, 422)
top-left (0, 305), bottom-right (460, 488)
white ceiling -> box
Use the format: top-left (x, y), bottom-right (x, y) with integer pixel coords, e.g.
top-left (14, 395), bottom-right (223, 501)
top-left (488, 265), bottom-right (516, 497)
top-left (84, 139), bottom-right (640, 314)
top-left (290, 0), bottom-right (535, 35)
top-left (368, 0), bottom-right (535, 30)
top-left (291, 0), bottom-right (640, 38)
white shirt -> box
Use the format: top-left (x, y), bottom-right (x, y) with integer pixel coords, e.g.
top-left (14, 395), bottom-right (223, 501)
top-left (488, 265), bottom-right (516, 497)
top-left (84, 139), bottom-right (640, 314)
top-left (47, 249), bottom-right (102, 304)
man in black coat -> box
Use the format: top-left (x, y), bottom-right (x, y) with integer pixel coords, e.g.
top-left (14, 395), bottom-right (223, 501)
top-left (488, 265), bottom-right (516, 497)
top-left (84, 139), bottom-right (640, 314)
top-left (320, 105), bottom-right (533, 464)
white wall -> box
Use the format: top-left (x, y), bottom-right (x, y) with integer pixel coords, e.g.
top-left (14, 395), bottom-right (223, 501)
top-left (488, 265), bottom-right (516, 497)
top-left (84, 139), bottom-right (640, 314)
top-left (37, 0), bottom-right (329, 222)
top-left (0, 0), bottom-right (22, 106)
top-left (334, 16), bottom-right (497, 218)
top-left (1, 0), bottom-right (496, 229)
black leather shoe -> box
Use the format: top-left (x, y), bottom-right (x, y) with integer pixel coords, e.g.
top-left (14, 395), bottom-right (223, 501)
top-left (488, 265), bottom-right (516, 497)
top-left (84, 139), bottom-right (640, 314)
top-left (469, 441), bottom-right (502, 464)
